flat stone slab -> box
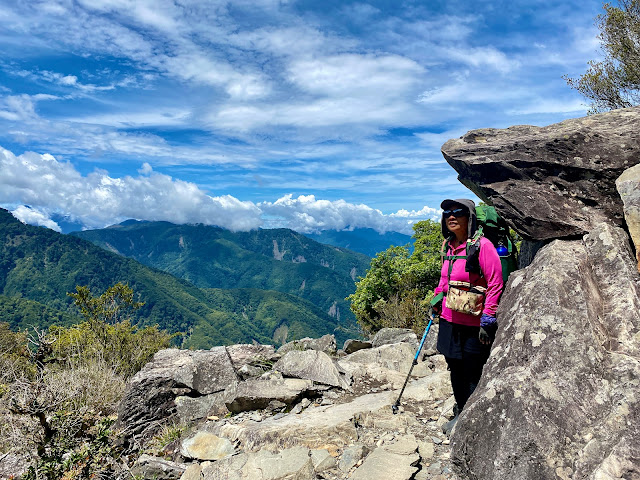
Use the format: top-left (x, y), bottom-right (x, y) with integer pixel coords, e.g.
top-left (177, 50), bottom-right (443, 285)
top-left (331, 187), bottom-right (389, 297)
top-left (350, 445), bottom-right (420, 480)
top-left (219, 391), bottom-right (393, 452)
top-left (200, 446), bottom-right (315, 480)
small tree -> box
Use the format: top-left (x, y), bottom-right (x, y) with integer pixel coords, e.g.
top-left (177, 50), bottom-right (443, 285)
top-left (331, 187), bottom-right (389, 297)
top-left (348, 220), bottom-right (443, 334)
top-left (566, 0), bottom-right (640, 112)
top-left (63, 282), bottom-right (176, 378)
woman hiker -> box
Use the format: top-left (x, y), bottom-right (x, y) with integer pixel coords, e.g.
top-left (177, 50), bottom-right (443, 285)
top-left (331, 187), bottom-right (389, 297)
top-left (432, 198), bottom-right (504, 436)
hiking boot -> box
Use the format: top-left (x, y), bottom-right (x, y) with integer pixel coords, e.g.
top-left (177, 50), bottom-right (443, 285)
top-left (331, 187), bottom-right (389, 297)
top-left (442, 415), bottom-right (458, 437)
top-left (442, 403), bottom-right (460, 436)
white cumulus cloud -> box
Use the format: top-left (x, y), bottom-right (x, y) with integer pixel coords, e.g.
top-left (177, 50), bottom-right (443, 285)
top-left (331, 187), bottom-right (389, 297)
top-left (0, 146), bottom-right (262, 231)
top-left (259, 194), bottom-right (433, 234)
top-left (11, 205), bottom-right (62, 232)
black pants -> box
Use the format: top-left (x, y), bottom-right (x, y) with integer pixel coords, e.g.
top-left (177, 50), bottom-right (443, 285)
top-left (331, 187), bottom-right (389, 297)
top-left (437, 320), bottom-right (494, 411)
top-left (445, 355), bottom-right (488, 410)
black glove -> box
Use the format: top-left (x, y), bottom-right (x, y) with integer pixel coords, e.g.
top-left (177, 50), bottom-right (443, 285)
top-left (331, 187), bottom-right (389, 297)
top-left (479, 327), bottom-right (491, 344)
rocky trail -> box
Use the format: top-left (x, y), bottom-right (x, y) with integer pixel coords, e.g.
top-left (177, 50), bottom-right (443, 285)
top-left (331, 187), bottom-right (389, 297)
top-left (121, 328), bottom-right (462, 480)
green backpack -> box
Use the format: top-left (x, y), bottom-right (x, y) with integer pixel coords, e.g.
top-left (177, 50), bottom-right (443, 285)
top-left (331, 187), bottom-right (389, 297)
top-left (473, 204), bottom-right (518, 283)
top-left (438, 204), bottom-right (518, 284)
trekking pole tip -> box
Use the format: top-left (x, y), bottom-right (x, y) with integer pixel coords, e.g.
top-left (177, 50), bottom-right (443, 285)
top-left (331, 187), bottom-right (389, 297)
top-left (391, 403), bottom-right (399, 415)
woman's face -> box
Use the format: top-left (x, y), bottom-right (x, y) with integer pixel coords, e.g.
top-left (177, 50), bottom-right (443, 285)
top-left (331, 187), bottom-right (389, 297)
top-left (444, 205), bottom-right (469, 238)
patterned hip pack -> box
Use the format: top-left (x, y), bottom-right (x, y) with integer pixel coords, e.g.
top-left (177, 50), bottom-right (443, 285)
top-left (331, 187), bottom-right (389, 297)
top-left (446, 281), bottom-right (486, 316)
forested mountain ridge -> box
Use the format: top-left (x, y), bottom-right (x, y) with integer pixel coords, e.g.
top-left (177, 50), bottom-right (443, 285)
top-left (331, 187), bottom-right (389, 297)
top-left (0, 209), bottom-right (344, 348)
top-left (72, 220), bottom-right (371, 327)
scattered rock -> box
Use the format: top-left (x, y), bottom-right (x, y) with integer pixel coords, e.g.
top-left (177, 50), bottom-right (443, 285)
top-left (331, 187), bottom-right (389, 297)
top-left (343, 339), bottom-right (373, 354)
top-left (350, 443), bottom-right (420, 480)
top-left (418, 440), bottom-right (435, 460)
top-left (224, 378), bottom-right (312, 413)
top-left (117, 348), bottom-right (238, 443)
top-left (180, 431), bottom-right (235, 461)
top-left (339, 444), bottom-right (369, 472)
top-left (371, 328), bottom-right (418, 348)
top-left (311, 449), bottom-right (337, 472)
top-left (273, 350), bottom-right (351, 390)
top-left (226, 343), bottom-right (277, 370)
top-left (218, 391), bottom-right (393, 452)
top-left (277, 334), bottom-right (337, 356)
top-left (343, 343), bottom-right (429, 376)
top-left (175, 391), bottom-right (228, 423)
top-left (130, 454), bottom-right (186, 479)
top-left (200, 446), bottom-right (315, 480)
top-left (0, 453), bottom-right (29, 480)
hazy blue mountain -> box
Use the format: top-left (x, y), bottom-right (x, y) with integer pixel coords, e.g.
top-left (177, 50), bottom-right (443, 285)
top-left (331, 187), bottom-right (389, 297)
top-left (71, 221), bottom-right (372, 331)
top-left (304, 228), bottom-right (412, 258)
top-left (0, 209), bottom-right (346, 348)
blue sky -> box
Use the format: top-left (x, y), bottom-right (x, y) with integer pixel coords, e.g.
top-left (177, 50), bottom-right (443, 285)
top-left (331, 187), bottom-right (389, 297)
top-left (0, 0), bottom-right (604, 234)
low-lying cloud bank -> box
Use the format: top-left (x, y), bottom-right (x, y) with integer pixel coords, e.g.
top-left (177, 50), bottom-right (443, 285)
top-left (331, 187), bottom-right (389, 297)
top-left (1, 147), bottom-right (438, 234)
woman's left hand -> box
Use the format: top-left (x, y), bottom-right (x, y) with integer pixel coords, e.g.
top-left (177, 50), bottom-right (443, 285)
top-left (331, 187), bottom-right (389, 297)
top-left (479, 314), bottom-right (497, 345)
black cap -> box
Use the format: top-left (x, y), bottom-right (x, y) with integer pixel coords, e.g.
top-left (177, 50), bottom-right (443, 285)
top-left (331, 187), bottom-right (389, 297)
top-left (440, 199), bottom-right (470, 212)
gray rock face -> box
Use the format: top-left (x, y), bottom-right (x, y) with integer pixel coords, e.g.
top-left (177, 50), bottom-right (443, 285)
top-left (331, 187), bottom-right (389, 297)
top-left (273, 350), bottom-right (351, 389)
top-left (451, 222), bottom-right (640, 479)
top-left (175, 392), bottom-right (228, 422)
top-left (616, 163), bottom-right (640, 272)
top-left (224, 378), bottom-right (312, 413)
top-left (117, 348), bottom-right (238, 444)
top-left (0, 453), bottom-right (28, 480)
top-left (371, 328), bottom-right (418, 348)
top-left (441, 106), bottom-right (640, 240)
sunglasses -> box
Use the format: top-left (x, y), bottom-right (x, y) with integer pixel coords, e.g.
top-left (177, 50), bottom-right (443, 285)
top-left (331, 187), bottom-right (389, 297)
top-left (442, 208), bottom-right (468, 218)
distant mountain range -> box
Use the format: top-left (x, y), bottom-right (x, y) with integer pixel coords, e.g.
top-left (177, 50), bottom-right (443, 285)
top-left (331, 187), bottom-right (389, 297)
top-left (304, 228), bottom-right (412, 257)
top-left (71, 220), bottom-right (372, 332)
top-left (0, 209), bottom-right (350, 348)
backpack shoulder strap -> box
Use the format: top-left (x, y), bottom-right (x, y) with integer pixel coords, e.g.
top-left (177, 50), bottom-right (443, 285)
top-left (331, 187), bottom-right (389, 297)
top-left (441, 237), bottom-right (469, 283)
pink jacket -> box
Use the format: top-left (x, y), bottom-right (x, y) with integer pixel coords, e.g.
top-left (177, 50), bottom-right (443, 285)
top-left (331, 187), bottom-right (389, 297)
top-left (434, 236), bottom-right (504, 327)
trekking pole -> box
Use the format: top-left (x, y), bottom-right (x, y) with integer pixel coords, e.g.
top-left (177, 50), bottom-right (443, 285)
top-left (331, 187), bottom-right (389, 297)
top-left (391, 311), bottom-right (435, 415)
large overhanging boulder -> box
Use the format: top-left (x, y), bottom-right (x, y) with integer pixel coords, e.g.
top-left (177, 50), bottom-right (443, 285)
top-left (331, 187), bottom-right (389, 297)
top-left (441, 106), bottom-right (640, 241)
top-left (450, 222), bottom-right (640, 479)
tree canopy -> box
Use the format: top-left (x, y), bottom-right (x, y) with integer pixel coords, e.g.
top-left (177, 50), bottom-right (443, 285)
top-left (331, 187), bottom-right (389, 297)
top-left (566, 0), bottom-right (640, 112)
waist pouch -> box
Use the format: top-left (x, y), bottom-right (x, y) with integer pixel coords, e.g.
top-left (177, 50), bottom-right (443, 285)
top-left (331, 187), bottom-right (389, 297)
top-left (446, 281), bottom-right (486, 316)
